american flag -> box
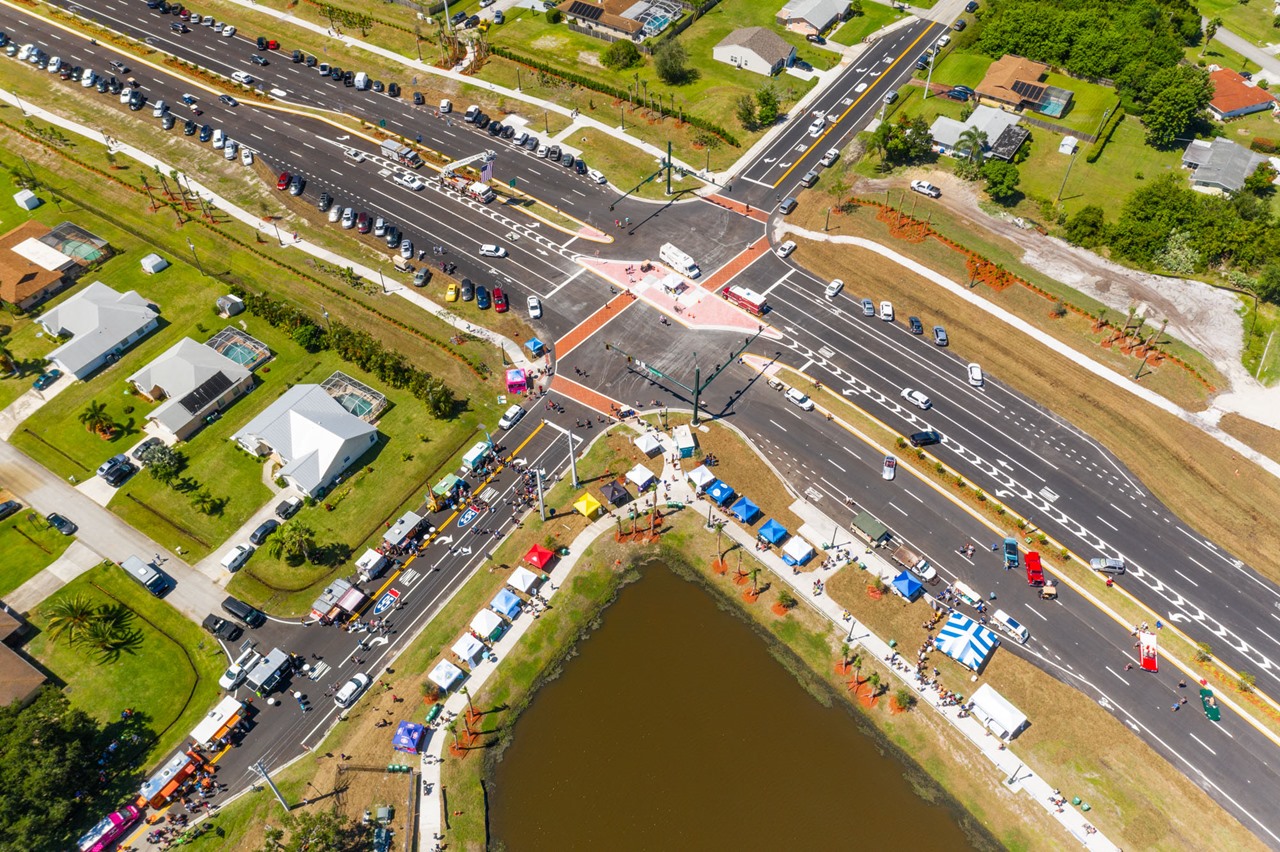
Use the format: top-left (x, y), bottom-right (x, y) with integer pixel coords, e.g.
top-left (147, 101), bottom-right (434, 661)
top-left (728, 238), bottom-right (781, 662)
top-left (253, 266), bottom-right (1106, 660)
top-left (480, 159), bottom-right (494, 182)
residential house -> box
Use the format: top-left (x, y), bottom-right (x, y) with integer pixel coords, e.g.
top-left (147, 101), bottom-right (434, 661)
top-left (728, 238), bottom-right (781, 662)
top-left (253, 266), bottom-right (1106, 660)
top-left (39, 281), bottom-right (160, 380)
top-left (776, 0), bottom-right (850, 36)
top-left (929, 105), bottom-right (1029, 160)
top-left (0, 222), bottom-right (77, 311)
top-left (1208, 68), bottom-right (1276, 120)
top-left (555, 0), bottom-right (644, 41)
top-left (232, 384), bottom-right (379, 497)
top-left (1181, 138), bottom-right (1273, 195)
top-left (976, 55), bottom-right (1074, 118)
top-left (128, 338), bottom-right (254, 441)
top-left (713, 27), bottom-right (796, 77)
top-left (0, 608), bottom-right (46, 708)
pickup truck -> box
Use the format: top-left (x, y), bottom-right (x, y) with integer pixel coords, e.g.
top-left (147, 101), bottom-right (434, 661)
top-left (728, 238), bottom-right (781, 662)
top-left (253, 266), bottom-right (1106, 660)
top-left (1003, 537), bottom-right (1020, 570)
top-left (1025, 551), bottom-right (1045, 587)
top-left (892, 544), bottom-right (937, 583)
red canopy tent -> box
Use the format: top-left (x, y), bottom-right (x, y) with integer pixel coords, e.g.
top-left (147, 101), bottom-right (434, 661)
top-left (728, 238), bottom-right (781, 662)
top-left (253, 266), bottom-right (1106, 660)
top-left (523, 544), bottom-right (555, 570)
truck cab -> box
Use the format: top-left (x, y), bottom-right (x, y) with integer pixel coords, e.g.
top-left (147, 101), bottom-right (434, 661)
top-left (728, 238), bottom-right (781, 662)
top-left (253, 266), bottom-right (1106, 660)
top-left (244, 647), bottom-right (291, 696)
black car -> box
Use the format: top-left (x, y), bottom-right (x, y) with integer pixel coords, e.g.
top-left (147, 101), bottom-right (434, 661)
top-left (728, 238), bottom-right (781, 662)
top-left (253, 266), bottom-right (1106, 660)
top-left (104, 461), bottom-right (138, 488)
top-left (908, 430), bottom-right (943, 448)
top-left (965, 0), bottom-right (978, 10)
top-left (952, 18), bottom-right (966, 30)
top-left (0, 500), bottom-right (21, 523)
top-left (331, 67), bottom-right (343, 80)
top-left (305, 54), bottom-right (317, 66)
top-left (412, 91), bottom-right (424, 105)
top-left (908, 316), bottom-right (924, 335)
top-left (109, 77), bottom-right (123, 94)
top-left (251, 54), bottom-right (269, 66)
top-left (384, 226), bottom-right (401, 247)
top-left (256, 36), bottom-right (267, 50)
top-left (465, 14), bottom-right (480, 28)
top-left (249, 518), bottom-right (279, 546)
top-left (574, 157), bottom-right (587, 174)
top-left (942, 89), bottom-right (969, 101)
top-left (129, 92), bottom-right (145, 111)
top-left (292, 49), bottom-right (303, 62)
top-left (460, 278), bottom-right (475, 301)
top-left (387, 82), bottom-right (400, 98)
top-left (488, 121), bottom-right (503, 136)
top-left (202, 614), bottom-right (243, 642)
top-left (561, 151), bottom-right (575, 168)
top-left (475, 114), bottom-right (490, 129)
top-left (343, 70), bottom-right (355, 86)
top-left (502, 125), bottom-right (516, 140)
top-left (318, 192), bottom-right (333, 212)
top-left (450, 10), bottom-right (467, 25)
top-left (221, 595), bottom-right (266, 628)
top-left (46, 513), bottom-right (77, 536)
top-left (184, 118), bottom-right (197, 135)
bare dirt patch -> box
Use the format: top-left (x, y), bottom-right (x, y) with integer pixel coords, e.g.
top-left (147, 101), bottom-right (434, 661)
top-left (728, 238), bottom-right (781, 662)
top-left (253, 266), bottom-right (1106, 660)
top-left (529, 35), bottom-right (569, 51)
top-left (577, 50), bottom-right (603, 68)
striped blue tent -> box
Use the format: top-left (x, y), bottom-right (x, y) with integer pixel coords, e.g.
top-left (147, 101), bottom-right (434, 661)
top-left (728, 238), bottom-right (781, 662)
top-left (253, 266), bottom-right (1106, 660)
top-left (706, 480), bottom-right (736, 506)
top-left (934, 611), bottom-right (999, 671)
top-left (730, 496), bottom-right (760, 524)
top-left (759, 518), bottom-right (788, 545)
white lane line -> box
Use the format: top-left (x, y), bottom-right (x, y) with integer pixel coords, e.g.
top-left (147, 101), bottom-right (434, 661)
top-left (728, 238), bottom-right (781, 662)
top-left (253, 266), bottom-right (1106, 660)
top-left (1187, 556), bottom-right (1212, 574)
top-left (545, 266), bottom-right (586, 299)
top-left (887, 501), bottom-right (907, 516)
top-left (829, 459), bottom-right (846, 472)
top-left (1022, 604), bottom-right (1048, 621)
top-left (1105, 666), bottom-right (1129, 685)
top-left (1254, 626), bottom-right (1280, 650)
top-left (1173, 568), bottom-right (1200, 588)
top-left (1187, 733), bottom-right (1216, 755)
top-left (901, 488), bottom-right (924, 504)
top-left (1095, 514), bottom-right (1118, 532)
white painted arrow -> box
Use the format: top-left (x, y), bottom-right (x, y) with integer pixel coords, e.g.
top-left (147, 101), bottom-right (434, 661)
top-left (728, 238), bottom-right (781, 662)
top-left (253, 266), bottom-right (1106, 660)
top-left (436, 535), bottom-right (453, 546)
top-left (459, 547), bottom-right (473, 556)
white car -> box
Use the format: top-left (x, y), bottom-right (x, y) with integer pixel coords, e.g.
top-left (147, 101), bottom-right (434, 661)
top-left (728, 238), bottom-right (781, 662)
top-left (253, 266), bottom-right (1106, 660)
top-left (224, 139), bottom-right (238, 160)
top-left (478, 244), bottom-right (508, 258)
top-left (808, 117), bottom-right (825, 137)
top-left (527, 295), bottom-right (542, 319)
top-left (218, 647), bottom-right (260, 690)
top-left (47, 56), bottom-right (61, 73)
top-left (335, 672), bottom-right (371, 707)
top-left (910, 179), bottom-right (941, 198)
top-left (219, 543), bottom-right (254, 572)
top-left (394, 172), bottom-right (425, 191)
top-left (785, 387), bottom-right (815, 411)
top-left (81, 70), bottom-right (97, 88)
top-left (341, 207), bottom-right (356, 229)
top-left (882, 455), bottom-right (897, 481)
top-left (879, 300), bottom-right (894, 321)
top-left (901, 387), bottom-right (932, 410)
top-left (498, 404), bottom-right (525, 430)
top-left (344, 149), bottom-right (365, 162)
top-left (222, 25), bottom-right (237, 37)
top-left (241, 148), bottom-right (254, 166)
top-left (587, 168), bottom-right (607, 184)
top-left (231, 70), bottom-right (254, 85)
top-left (776, 240), bottom-right (796, 258)
top-left (967, 363), bottom-right (984, 387)
top-left (824, 279), bottom-right (843, 299)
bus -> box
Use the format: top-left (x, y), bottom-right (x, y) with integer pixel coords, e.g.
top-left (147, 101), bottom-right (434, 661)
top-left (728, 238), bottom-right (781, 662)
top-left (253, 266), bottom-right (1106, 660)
top-left (659, 242), bottom-right (700, 278)
top-left (721, 284), bottom-right (767, 316)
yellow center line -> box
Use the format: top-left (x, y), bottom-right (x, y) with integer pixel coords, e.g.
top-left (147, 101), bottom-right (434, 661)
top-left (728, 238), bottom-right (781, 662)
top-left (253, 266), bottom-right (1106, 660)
top-left (773, 22), bottom-right (942, 188)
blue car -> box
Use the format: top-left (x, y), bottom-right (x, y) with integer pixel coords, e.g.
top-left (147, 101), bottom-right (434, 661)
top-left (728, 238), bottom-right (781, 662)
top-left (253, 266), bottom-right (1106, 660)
top-left (32, 370), bottom-right (62, 390)
top-left (475, 285), bottom-right (491, 310)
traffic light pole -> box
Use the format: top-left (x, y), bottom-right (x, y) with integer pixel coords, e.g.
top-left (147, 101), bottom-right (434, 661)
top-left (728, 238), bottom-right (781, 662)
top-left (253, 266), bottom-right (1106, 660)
top-left (605, 325), bottom-right (765, 426)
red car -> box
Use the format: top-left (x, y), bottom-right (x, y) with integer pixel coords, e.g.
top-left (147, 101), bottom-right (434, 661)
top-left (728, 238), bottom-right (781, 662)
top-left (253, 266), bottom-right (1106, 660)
top-left (267, 39), bottom-right (280, 50)
top-left (276, 171), bottom-right (291, 190)
top-left (356, 212), bottom-right (371, 233)
top-left (493, 287), bottom-right (508, 313)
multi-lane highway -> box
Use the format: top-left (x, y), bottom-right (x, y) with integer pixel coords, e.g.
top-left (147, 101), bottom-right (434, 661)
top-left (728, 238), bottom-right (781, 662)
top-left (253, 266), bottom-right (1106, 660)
top-left (4, 1), bottom-right (1280, 844)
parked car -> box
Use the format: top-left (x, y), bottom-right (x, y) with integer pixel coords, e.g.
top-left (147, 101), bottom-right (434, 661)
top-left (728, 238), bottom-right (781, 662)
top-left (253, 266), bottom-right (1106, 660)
top-left (908, 316), bottom-right (924, 335)
top-left (335, 672), bottom-right (371, 707)
top-left (249, 519), bottom-right (279, 545)
top-left (860, 298), bottom-right (875, 317)
top-left (97, 454), bottom-right (129, 479)
top-left (775, 240), bottom-right (796, 258)
top-left (824, 279), bottom-right (843, 299)
top-left (202, 614), bottom-right (243, 642)
top-left (910, 179), bottom-right (941, 198)
top-left (103, 460), bottom-right (138, 488)
top-left (476, 285), bottom-right (491, 310)
top-left (932, 325), bottom-right (949, 346)
top-left (219, 647), bottom-right (260, 690)
top-left (276, 171), bottom-right (291, 190)
top-left (460, 278), bottom-right (475, 301)
top-left (879, 300), bottom-right (894, 321)
top-left (0, 500), bottom-right (23, 522)
top-left (275, 496), bottom-right (302, 519)
top-left (527, 295), bottom-right (542, 318)
top-left (47, 513), bottom-right (77, 535)
top-left (32, 369), bottom-right (62, 390)
top-left (446, 282), bottom-right (459, 302)
top-left (219, 543), bottom-right (253, 571)
top-left (493, 287), bottom-right (509, 312)
top-left (1089, 556), bottom-right (1126, 575)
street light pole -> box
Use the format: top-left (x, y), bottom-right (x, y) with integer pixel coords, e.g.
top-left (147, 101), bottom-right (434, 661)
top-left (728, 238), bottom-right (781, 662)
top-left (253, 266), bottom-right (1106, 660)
top-left (187, 238), bottom-right (206, 276)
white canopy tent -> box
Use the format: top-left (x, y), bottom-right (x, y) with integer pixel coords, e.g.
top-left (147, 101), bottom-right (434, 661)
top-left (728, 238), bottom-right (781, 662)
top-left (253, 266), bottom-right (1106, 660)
top-left (471, 609), bottom-right (504, 636)
top-left (969, 683), bottom-right (1028, 740)
top-left (626, 463), bottom-right (658, 491)
top-left (508, 566), bottom-right (540, 595)
top-left (451, 634), bottom-right (487, 667)
top-left (782, 536), bottom-right (815, 565)
top-left (687, 465), bottom-right (715, 489)
top-left (428, 659), bottom-right (465, 691)
top-left (633, 432), bottom-right (663, 456)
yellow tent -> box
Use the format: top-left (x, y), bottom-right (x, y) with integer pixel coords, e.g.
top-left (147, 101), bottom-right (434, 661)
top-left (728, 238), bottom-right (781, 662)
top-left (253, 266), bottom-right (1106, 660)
top-left (574, 493), bottom-right (602, 519)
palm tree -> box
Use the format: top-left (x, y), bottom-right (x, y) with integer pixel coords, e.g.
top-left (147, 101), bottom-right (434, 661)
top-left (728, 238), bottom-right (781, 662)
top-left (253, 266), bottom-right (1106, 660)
top-left (79, 618), bottom-right (134, 663)
top-left (447, 720), bottom-right (459, 750)
top-left (42, 594), bottom-right (96, 644)
top-left (460, 686), bottom-right (475, 716)
top-left (0, 339), bottom-right (17, 377)
top-left (866, 671), bottom-right (881, 697)
top-left (955, 127), bottom-right (988, 163)
top-left (78, 401), bottom-right (113, 435)
top-left (748, 567), bottom-right (759, 595)
top-left (850, 653), bottom-right (863, 684)
top-left (712, 521), bottom-right (725, 563)
top-left (268, 523), bottom-right (317, 563)
top-left (1200, 16), bottom-right (1222, 57)
top-left (839, 642), bottom-right (851, 672)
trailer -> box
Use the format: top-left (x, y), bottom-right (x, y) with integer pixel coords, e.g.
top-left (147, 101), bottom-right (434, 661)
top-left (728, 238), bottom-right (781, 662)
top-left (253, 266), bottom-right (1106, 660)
top-left (1003, 537), bottom-right (1020, 570)
top-left (892, 543), bottom-right (937, 583)
top-left (850, 510), bottom-right (891, 546)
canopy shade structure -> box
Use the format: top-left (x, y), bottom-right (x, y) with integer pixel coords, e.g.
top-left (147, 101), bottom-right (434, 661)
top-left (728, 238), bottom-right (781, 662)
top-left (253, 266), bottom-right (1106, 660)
top-left (758, 518), bottom-right (788, 545)
top-left (601, 480), bottom-right (629, 505)
top-left (491, 588), bottom-right (523, 619)
top-left (451, 634), bottom-right (486, 667)
top-left (470, 608), bottom-right (504, 640)
top-left (730, 496), bottom-right (760, 524)
top-left (634, 432), bottom-right (663, 456)
top-left (969, 684), bottom-right (1028, 740)
top-left (523, 543), bottom-right (555, 569)
top-left (706, 480), bottom-right (736, 505)
top-left (526, 337), bottom-right (545, 356)
top-left (934, 612), bottom-right (999, 672)
top-left (574, 493), bottom-right (603, 518)
top-left (892, 571), bottom-right (923, 601)
top-left (781, 536), bottom-right (815, 566)
top-left (625, 464), bottom-right (657, 491)
top-left (392, 720), bottom-right (425, 754)
top-left (687, 465), bottom-right (715, 489)
top-left (428, 659), bottom-right (466, 691)
top-left (509, 566), bottom-right (540, 595)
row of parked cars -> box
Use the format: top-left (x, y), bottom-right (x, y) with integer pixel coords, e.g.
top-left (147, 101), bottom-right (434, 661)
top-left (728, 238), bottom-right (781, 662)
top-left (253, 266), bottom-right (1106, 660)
top-left (459, 104), bottom-right (606, 183)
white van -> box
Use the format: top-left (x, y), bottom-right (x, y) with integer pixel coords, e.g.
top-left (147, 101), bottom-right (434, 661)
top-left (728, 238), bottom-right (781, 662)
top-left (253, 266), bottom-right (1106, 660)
top-left (498, 404), bottom-right (524, 430)
top-left (785, 387), bottom-right (815, 411)
top-left (353, 71), bottom-right (369, 90)
top-left (212, 128), bottom-right (225, 149)
top-left (991, 609), bottom-right (1029, 644)
top-left (659, 242), bottom-right (700, 278)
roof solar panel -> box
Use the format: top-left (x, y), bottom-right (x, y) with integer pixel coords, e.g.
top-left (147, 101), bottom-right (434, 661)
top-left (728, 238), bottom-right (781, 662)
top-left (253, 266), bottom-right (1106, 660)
top-left (567, 1), bottom-right (603, 20)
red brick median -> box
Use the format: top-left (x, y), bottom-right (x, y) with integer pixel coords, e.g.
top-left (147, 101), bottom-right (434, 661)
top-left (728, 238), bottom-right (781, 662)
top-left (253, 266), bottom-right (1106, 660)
top-left (698, 237), bottom-right (770, 293)
top-left (554, 291), bottom-right (635, 359)
top-left (550, 375), bottom-right (624, 415)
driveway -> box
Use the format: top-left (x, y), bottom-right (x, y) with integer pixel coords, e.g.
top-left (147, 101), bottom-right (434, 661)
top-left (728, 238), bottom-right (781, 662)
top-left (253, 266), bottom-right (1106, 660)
top-left (0, 376), bottom-right (73, 440)
top-left (0, 440), bottom-right (228, 621)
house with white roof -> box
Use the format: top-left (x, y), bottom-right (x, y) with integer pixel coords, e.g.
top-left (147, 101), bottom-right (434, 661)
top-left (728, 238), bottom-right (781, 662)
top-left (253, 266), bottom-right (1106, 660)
top-left (128, 338), bottom-right (254, 441)
top-left (929, 105), bottom-right (1029, 160)
top-left (231, 384), bottom-right (378, 497)
top-left (39, 281), bottom-right (159, 380)
top-left (776, 0), bottom-right (849, 36)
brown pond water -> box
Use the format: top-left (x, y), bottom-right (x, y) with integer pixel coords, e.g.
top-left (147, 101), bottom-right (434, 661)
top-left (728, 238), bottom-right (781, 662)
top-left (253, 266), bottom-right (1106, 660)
top-left (488, 564), bottom-right (987, 850)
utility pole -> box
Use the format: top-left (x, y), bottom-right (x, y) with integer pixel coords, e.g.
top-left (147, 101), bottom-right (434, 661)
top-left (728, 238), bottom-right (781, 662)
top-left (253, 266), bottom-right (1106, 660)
top-left (666, 140), bottom-right (673, 196)
top-left (536, 468), bottom-right (546, 520)
top-left (604, 325), bottom-right (767, 426)
top-left (254, 760), bottom-right (290, 810)
top-left (1054, 148), bottom-right (1079, 206)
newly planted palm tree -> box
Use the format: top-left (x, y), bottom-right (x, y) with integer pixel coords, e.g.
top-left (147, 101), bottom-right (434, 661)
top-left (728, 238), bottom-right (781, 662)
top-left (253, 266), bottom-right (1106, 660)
top-left (78, 401), bottom-right (113, 435)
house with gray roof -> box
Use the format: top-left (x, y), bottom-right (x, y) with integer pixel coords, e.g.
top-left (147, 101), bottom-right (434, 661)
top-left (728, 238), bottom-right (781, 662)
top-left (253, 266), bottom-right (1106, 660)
top-left (713, 27), bottom-right (795, 77)
top-left (128, 338), bottom-right (254, 441)
top-left (776, 0), bottom-right (849, 36)
top-left (929, 105), bottom-right (1029, 161)
top-left (232, 384), bottom-right (378, 497)
top-left (39, 281), bottom-right (159, 380)
top-left (1181, 138), bottom-right (1272, 195)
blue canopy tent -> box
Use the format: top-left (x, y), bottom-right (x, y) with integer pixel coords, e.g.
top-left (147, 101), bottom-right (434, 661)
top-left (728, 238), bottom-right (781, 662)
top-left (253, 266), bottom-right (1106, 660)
top-left (758, 518), bottom-right (788, 545)
top-left (392, 721), bottom-right (425, 754)
top-left (934, 612), bottom-right (999, 672)
top-left (490, 588), bottom-right (523, 620)
top-left (730, 496), bottom-right (760, 524)
top-left (892, 571), bottom-right (923, 601)
top-left (706, 480), bottom-right (736, 506)
top-left (526, 338), bottom-right (545, 357)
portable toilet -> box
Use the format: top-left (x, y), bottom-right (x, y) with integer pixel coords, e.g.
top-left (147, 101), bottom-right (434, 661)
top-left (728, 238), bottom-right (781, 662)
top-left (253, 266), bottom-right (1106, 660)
top-left (673, 424), bottom-right (696, 458)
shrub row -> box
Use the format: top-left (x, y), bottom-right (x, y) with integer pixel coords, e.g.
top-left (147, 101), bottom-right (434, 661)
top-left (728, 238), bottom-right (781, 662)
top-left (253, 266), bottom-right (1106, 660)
top-left (1084, 106), bottom-right (1125, 164)
top-left (1251, 137), bottom-right (1280, 155)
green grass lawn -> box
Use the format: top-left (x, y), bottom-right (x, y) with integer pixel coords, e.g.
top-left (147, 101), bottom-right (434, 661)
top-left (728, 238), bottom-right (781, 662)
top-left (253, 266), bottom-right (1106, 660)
top-left (926, 52), bottom-right (992, 90)
top-left (829, 4), bottom-right (909, 46)
top-left (1017, 114), bottom-right (1185, 216)
top-left (1197, 0), bottom-right (1280, 51)
top-left (0, 510), bottom-right (75, 598)
top-left (1045, 72), bottom-right (1121, 137)
top-left (24, 562), bottom-right (227, 767)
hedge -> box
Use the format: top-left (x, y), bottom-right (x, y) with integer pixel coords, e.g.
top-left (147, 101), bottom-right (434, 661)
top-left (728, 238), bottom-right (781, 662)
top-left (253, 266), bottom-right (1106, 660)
top-left (1085, 106), bottom-right (1125, 164)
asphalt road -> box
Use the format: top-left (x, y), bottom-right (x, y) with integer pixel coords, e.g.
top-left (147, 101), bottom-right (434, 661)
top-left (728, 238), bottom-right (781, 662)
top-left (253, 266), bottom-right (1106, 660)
top-left (4, 4), bottom-right (1280, 844)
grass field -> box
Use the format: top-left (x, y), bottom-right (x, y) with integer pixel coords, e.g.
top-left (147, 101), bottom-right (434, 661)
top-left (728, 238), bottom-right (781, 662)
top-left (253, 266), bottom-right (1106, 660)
top-left (1197, 0), bottom-right (1280, 51)
top-left (829, 4), bottom-right (908, 46)
top-left (0, 509), bottom-right (75, 598)
top-left (925, 52), bottom-right (993, 90)
top-left (25, 563), bottom-right (227, 768)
